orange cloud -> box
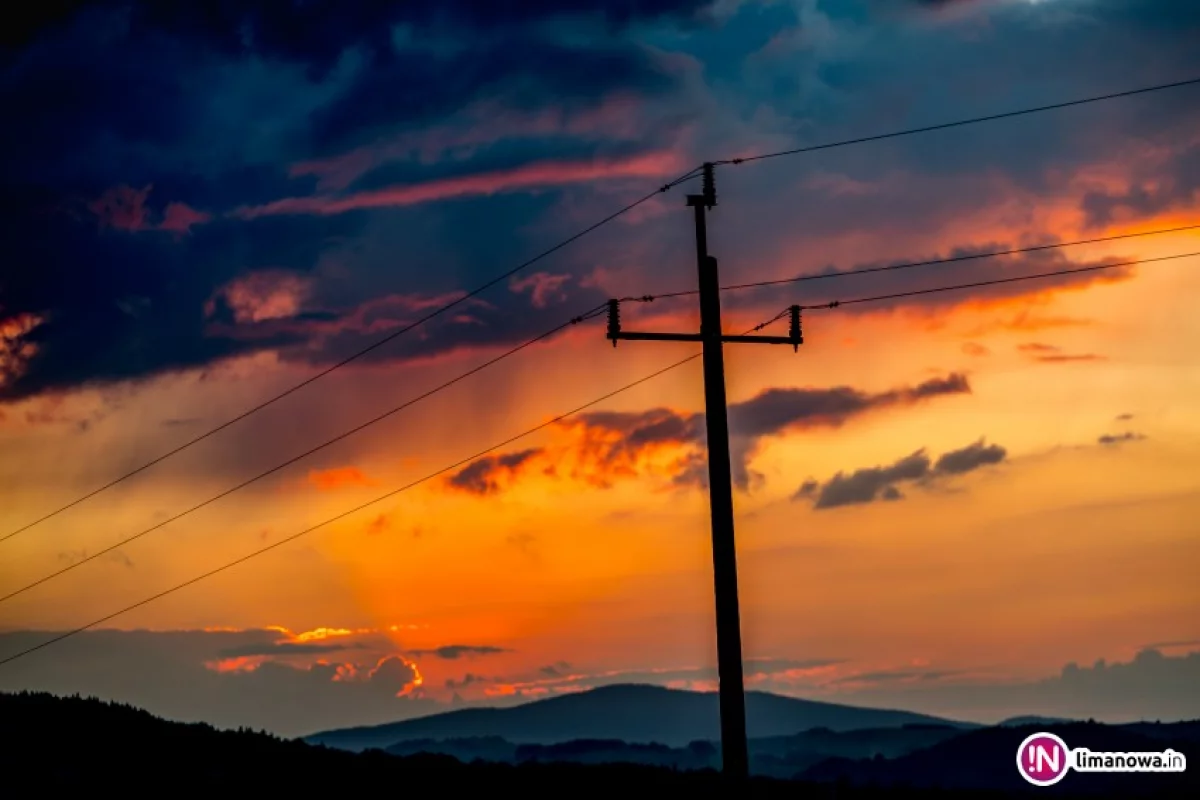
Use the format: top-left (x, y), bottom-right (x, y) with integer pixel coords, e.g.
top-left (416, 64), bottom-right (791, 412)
top-left (1016, 342), bottom-right (1107, 363)
top-left (443, 373), bottom-right (973, 497)
top-left (307, 467), bottom-right (377, 491)
top-left (206, 270), bottom-right (312, 324)
top-left (0, 312), bottom-right (43, 389)
top-left (235, 151), bottom-right (682, 218)
top-left (88, 184), bottom-right (210, 234)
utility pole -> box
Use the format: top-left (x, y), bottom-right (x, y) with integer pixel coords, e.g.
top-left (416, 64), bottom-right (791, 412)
top-left (605, 163), bottom-right (802, 780)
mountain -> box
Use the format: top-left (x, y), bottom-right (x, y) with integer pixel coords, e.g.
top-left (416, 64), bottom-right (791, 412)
top-left (800, 722), bottom-right (1198, 796)
top-left (998, 715), bottom-right (1077, 727)
top-left (0, 690), bottom-right (1026, 797)
top-left (307, 683), bottom-right (976, 751)
top-left (381, 724), bottom-right (968, 778)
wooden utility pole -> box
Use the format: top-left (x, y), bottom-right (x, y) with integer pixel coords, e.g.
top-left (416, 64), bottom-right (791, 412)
top-left (605, 163), bottom-right (802, 780)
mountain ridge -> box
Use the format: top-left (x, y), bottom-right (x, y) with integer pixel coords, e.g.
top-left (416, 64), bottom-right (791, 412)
top-left (306, 682), bottom-right (977, 751)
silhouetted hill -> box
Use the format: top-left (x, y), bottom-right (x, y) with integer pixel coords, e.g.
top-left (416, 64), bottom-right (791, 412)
top-left (307, 683), bottom-right (974, 751)
top-left (800, 722), bottom-right (1198, 796)
top-left (5, 691), bottom-right (1196, 797)
top-left (999, 715), bottom-right (1077, 727)
top-left (383, 724), bottom-right (968, 778)
top-left (0, 691), bottom-right (1036, 798)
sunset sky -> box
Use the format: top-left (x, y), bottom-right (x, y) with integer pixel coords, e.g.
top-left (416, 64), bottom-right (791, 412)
top-left (1, 0), bottom-right (1198, 738)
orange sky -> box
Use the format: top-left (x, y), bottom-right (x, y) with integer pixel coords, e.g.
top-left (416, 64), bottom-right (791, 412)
top-left (1, 0), bottom-right (1198, 735)
top-left (2, 203), bottom-right (1198, 721)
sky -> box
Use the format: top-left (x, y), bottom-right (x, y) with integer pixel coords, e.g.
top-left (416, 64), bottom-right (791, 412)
top-left (0, 0), bottom-right (1198, 739)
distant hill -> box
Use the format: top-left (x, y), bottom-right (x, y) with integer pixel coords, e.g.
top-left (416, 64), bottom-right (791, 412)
top-left (5, 691), bottom-right (1196, 797)
top-left (307, 683), bottom-right (975, 751)
top-left (383, 724), bottom-right (969, 778)
top-left (998, 715), bottom-right (1077, 727)
top-left (800, 722), bottom-right (1198, 796)
top-left (0, 691), bottom-right (1033, 797)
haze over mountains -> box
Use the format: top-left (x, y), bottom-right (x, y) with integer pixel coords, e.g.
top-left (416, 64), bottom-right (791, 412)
top-left (307, 683), bottom-right (975, 751)
top-left (9, 689), bottom-right (1195, 796)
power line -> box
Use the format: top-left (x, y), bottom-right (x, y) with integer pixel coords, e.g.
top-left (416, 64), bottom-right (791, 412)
top-left (639, 223), bottom-right (1200, 301)
top-left (0, 353), bottom-right (704, 669)
top-left (793, 251), bottom-right (1200, 311)
top-left (7, 75), bottom-right (1197, 547)
top-left (0, 304), bottom-right (610, 606)
top-left (0, 168), bottom-right (704, 547)
top-left (714, 76), bottom-right (1200, 166)
top-left (0, 255), bottom-right (1189, 669)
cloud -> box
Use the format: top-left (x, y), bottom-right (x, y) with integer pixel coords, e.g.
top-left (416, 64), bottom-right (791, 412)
top-left (0, 627), bottom-right (438, 738)
top-left (88, 184), bottom-right (211, 235)
top-left (933, 439), bottom-right (1007, 475)
top-left (408, 645), bottom-right (510, 660)
top-left (1016, 342), bottom-right (1107, 364)
top-left (1098, 432), bottom-right (1147, 446)
top-left (57, 548), bottom-right (135, 569)
top-left (510, 271), bottom-right (573, 309)
top-left (795, 438), bottom-right (1008, 510)
top-left (1081, 143), bottom-right (1200, 229)
top-left (441, 374), bottom-right (972, 498)
top-left (800, 449), bottom-right (930, 509)
top-left (445, 449), bottom-right (543, 496)
top-left (961, 342), bottom-right (989, 357)
top-left (217, 641), bottom-right (359, 658)
top-left (490, 657), bottom-right (845, 698)
top-left (834, 648), bottom-right (1200, 725)
top-left (235, 151), bottom-right (683, 218)
top-left (307, 466), bottom-right (377, 491)
top-left (1116, 413), bottom-right (1134, 422)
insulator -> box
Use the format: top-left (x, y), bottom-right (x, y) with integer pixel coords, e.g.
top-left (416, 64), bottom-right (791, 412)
top-left (789, 305), bottom-right (803, 352)
top-left (702, 162), bottom-right (716, 208)
top-left (607, 299), bottom-right (621, 347)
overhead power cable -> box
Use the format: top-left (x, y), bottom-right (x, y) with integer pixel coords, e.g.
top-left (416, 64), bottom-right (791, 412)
top-left (0, 304), bottom-right (610, 605)
top-left (793, 251), bottom-right (1200, 311)
top-left (0, 168), bottom-right (704, 547)
top-left (5, 254), bottom-right (1197, 669)
top-left (637, 222), bottom-right (1200, 302)
top-left (713, 76), bottom-right (1200, 166)
top-left (8, 75), bottom-right (1196, 545)
top-left (0, 353), bottom-right (705, 669)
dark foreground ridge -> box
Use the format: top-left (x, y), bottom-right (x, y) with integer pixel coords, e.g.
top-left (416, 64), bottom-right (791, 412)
top-left (3, 691), bottom-right (1198, 798)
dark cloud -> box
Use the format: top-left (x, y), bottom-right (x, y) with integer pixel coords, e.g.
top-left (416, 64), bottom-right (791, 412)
top-left (409, 645), bottom-right (510, 660)
top-left (441, 374), bottom-right (971, 496)
top-left (838, 648), bottom-right (1200, 724)
top-left (4, 1), bottom-right (715, 66)
top-left (1082, 144), bottom-right (1200, 229)
top-left (5, 0), bottom-right (1198, 406)
top-left (829, 668), bottom-right (964, 687)
top-left (445, 449), bottom-right (543, 496)
top-left (808, 449), bottom-right (932, 509)
top-left (722, 247), bottom-right (1139, 324)
top-left (0, 628), bottom-right (436, 738)
top-left (445, 672), bottom-right (489, 690)
top-left (1098, 432), bottom-right (1147, 446)
top-left (546, 373), bottom-right (971, 491)
top-left (0, 0), bottom-right (700, 403)
top-left (933, 439), bottom-right (1006, 475)
top-left (217, 642), bottom-right (357, 658)
top-left (1016, 342), bottom-right (1106, 364)
top-left (796, 438), bottom-right (1007, 510)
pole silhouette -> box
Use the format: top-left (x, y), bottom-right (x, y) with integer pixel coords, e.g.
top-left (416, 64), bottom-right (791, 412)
top-left (606, 163), bottom-right (802, 779)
